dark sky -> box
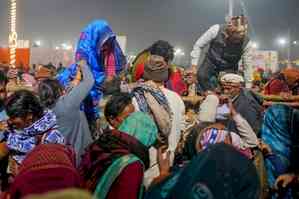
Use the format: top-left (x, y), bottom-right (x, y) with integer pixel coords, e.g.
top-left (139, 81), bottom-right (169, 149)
top-left (0, 0), bottom-right (298, 64)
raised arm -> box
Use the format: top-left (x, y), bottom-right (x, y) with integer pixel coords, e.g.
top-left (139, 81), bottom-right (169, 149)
top-left (240, 41), bottom-right (255, 88)
top-left (190, 24), bottom-right (220, 67)
top-left (63, 60), bottom-right (95, 108)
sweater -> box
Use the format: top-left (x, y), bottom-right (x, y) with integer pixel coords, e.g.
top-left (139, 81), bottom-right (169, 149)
top-left (53, 63), bottom-right (94, 165)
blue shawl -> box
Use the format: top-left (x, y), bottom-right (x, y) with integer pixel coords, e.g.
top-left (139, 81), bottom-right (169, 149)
top-left (57, 20), bottom-right (126, 121)
top-left (260, 104), bottom-right (296, 198)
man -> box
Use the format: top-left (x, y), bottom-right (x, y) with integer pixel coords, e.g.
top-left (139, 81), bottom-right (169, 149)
top-left (130, 40), bottom-right (187, 95)
top-left (220, 73), bottom-right (264, 135)
top-left (131, 55), bottom-right (185, 186)
top-left (191, 16), bottom-right (254, 91)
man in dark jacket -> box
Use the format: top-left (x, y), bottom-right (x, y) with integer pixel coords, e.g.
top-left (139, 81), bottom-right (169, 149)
top-left (220, 73), bottom-right (264, 135)
top-left (191, 16), bottom-right (254, 92)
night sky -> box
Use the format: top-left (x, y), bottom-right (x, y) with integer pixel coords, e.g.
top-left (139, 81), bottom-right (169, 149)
top-left (0, 0), bottom-right (298, 65)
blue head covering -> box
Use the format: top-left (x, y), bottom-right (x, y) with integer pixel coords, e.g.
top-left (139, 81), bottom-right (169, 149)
top-left (57, 20), bottom-right (126, 121)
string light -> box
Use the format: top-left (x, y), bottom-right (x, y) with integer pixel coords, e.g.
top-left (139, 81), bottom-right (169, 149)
top-left (8, 0), bottom-right (17, 68)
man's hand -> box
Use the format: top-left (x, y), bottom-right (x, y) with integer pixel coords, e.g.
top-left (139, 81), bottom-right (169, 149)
top-left (275, 174), bottom-right (297, 190)
top-left (191, 65), bottom-right (197, 73)
top-left (258, 140), bottom-right (272, 156)
top-left (280, 92), bottom-right (292, 100)
top-left (219, 94), bottom-right (229, 104)
top-left (228, 99), bottom-right (237, 117)
top-left (78, 60), bottom-right (87, 67)
top-left (157, 146), bottom-right (171, 176)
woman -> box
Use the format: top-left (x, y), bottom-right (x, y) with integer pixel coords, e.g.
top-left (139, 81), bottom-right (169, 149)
top-left (145, 143), bottom-right (260, 199)
top-left (3, 90), bottom-right (65, 175)
top-left (38, 60), bottom-right (94, 165)
top-left (57, 20), bottom-right (126, 129)
top-left (260, 104), bottom-right (299, 198)
top-left (4, 144), bottom-right (80, 199)
top-left (79, 111), bottom-right (158, 199)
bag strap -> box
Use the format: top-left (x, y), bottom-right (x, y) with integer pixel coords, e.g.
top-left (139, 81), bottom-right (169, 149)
top-left (93, 154), bottom-right (144, 199)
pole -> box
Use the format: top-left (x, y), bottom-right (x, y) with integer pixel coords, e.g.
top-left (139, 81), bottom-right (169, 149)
top-left (8, 0), bottom-right (17, 69)
top-left (287, 28), bottom-right (291, 64)
top-left (226, 0), bottom-right (234, 22)
top-left (228, 0), bottom-right (234, 18)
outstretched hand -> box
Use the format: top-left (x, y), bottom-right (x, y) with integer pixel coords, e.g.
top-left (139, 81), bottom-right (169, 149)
top-left (275, 174), bottom-right (297, 190)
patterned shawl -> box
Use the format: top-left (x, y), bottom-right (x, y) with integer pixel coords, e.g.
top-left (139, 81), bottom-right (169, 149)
top-left (57, 20), bottom-right (126, 121)
top-left (174, 122), bottom-right (252, 167)
top-left (6, 110), bottom-right (65, 164)
top-left (132, 83), bottom-right (173, 145)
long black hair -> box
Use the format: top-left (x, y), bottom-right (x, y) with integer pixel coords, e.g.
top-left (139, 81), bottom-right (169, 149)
top-left (38, 79), bottom-right (64, 108)
top-left (5, 90), bottom-right (44, 119)
top-left (104, 93), bottom-right (132, 123)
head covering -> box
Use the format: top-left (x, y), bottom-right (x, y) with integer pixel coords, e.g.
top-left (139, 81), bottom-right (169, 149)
top-left (169, 143), bottom-right (260, 199)
top-left (220, 73), bottom-right (244, 84)
top-left (143, 55), bottom-right (169, 82)
top-left (8, 144), bottom-right (80, 199)
top-left (118, 112), bottom-right (158, 148)
top-left (147, 144), bottom-right (260, 199)
top-left (79, 129), bottom-right (150, 192)
top-left (131, 50), bottom-right (151, 81)
top-left (263, 73), bottom-right (289, 95)
top-left (57, 20), bottom-right (126, 122)
top-left (281, 67), bottom-right (299, 86)
top-left (166, 67), bottom-right (188, 96)
top-left (35, 66), bottom-right (53, 80)
top-left (24, 189), bottom-right (92, 199)
top-left (198, 95), bottom-right (219, 122)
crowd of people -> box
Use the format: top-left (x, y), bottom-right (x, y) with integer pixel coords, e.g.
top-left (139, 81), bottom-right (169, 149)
top-left (0, 17), bottom-right (298, 199)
